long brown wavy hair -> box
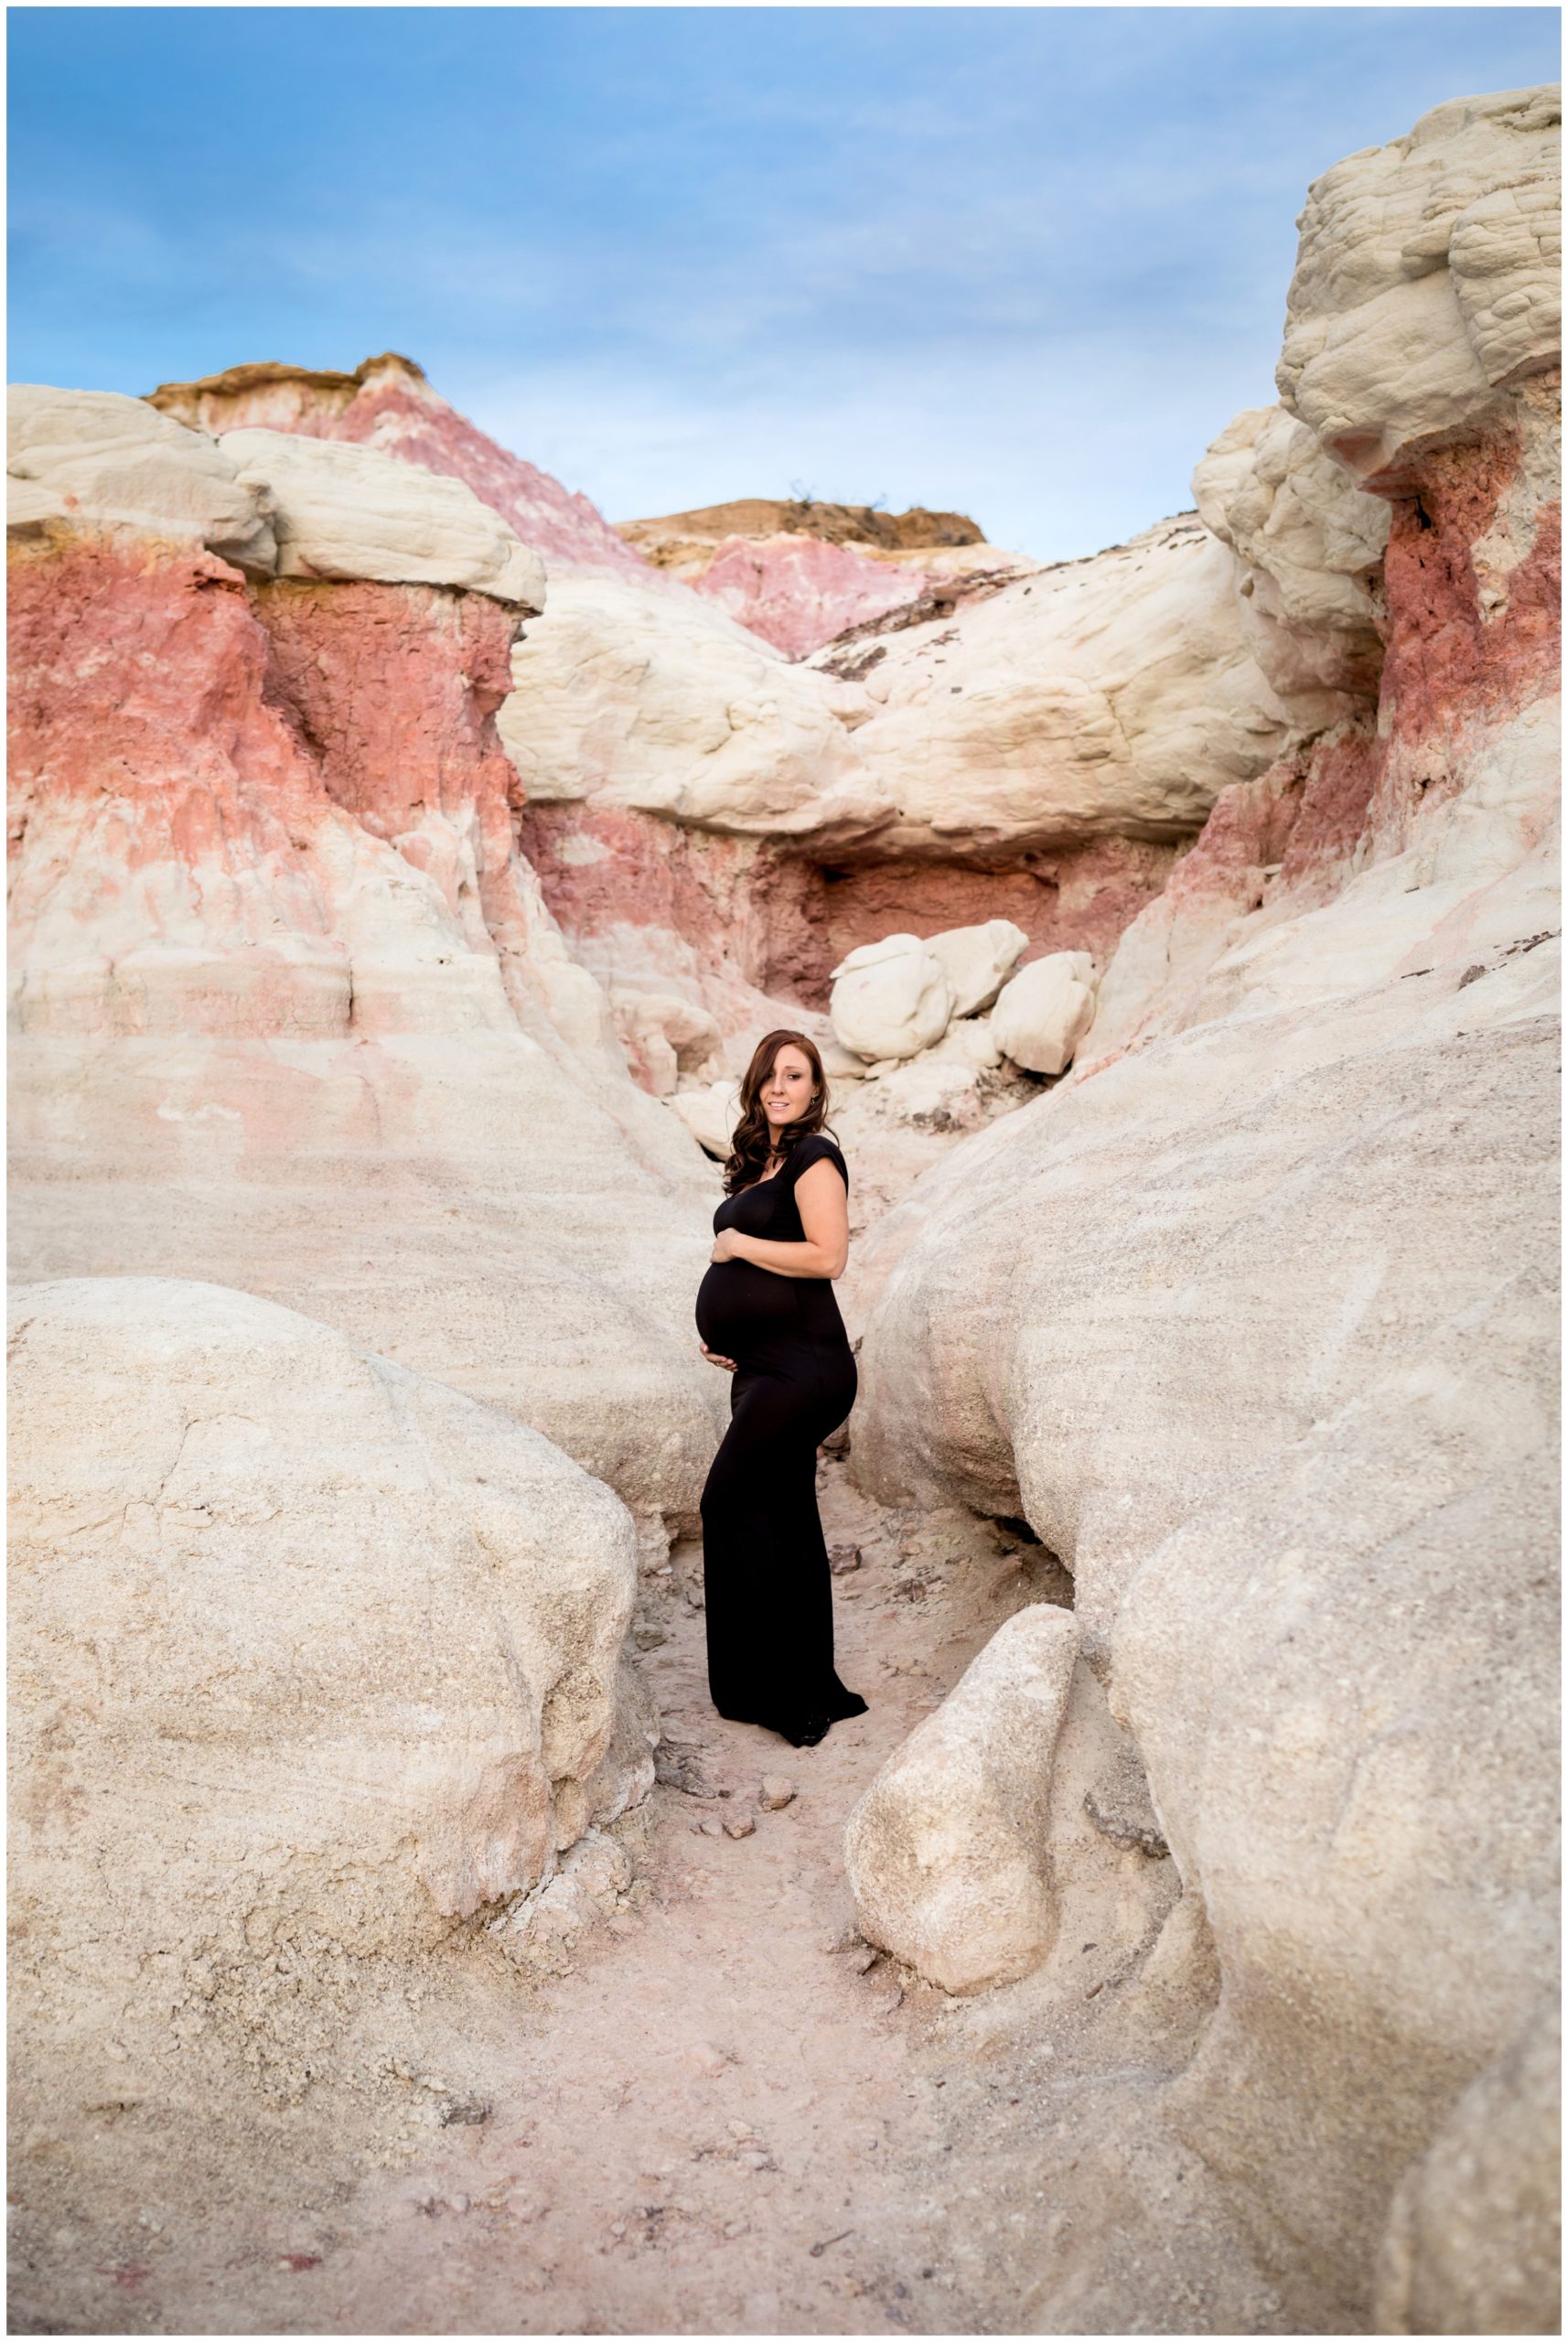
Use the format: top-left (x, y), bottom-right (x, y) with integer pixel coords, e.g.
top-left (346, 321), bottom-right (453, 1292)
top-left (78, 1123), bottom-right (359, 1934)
top-left (723, 1028), bottom-right (836, 1196)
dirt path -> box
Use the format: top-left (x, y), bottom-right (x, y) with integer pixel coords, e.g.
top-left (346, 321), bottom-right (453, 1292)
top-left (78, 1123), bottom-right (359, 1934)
top-left (293, 1456), bottom-right (1039, 2336)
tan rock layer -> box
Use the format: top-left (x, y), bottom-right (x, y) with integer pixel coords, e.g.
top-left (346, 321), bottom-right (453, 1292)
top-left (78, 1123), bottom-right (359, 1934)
top-left (618, 497), bottom-right (985, 558)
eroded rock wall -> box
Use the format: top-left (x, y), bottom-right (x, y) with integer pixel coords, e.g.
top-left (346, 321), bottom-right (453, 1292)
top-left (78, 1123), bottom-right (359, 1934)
top-left (847, 83), bottom-right (1561, 2326)
top-left (7, 396), bottom-right (725, 1538)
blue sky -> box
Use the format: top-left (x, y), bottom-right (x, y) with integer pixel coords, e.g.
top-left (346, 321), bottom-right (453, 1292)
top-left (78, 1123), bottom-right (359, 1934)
top-left (8, 7), bottom-right (1560, 560)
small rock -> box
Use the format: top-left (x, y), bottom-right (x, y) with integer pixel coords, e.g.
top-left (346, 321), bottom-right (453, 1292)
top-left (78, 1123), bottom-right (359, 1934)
top-left (1458, 962), bottom-right (1488, 988)
top-left (654, 1740), bottom-right (710, 1795)
top-left (726, 2120), bottom-right (754, 2140)
top-left (698, 1819), bottom-right (724, 1838)
top-left (1082, 1786), bottom-right (1168, 1860)
top-left (633, 1625), bottom-right (667, 1651)
top-left (723, 1816), bottom-right (756, 1840)
top-left (757, 1776), bottom-right (797, 1810)
top-left (687, 2041), bottom-right (731, 2077)
top-left (851, 1946), bottom-right (881, 1974)
top-left (743, 2150), bottom-right (770, 2171)
top-left (820, 1926), bottom-right (864, 1956)
top-left (872, 1983), bottom-right (905, 2015)
top-left (829, 1543), bottom-right (862, 1574)
top-left (437, 2095), bottom-right (492, 2128)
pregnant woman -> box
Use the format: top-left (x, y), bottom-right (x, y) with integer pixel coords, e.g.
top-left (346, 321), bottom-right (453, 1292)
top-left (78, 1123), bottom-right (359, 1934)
top-left (694, 1028), bottom-right (868, 1749)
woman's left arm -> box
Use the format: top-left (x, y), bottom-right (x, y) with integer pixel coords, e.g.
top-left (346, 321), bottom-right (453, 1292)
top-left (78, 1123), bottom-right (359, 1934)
top-left (711, 1158), bottom-right (849, 1280)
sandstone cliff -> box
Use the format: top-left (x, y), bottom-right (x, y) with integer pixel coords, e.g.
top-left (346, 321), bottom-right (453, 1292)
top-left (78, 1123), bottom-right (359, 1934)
top-left (846, 82), bottom-right (1560, 2331)
top-left (7, 389), bottom-right (725, 1538)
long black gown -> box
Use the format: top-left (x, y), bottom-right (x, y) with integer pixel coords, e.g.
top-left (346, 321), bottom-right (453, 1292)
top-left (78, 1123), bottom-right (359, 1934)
top-left (694, 1132), bottom-right (868, 1738)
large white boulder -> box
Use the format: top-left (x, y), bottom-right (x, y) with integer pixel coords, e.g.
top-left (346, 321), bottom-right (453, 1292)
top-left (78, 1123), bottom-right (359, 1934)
top-left (1277, 85), bottom-right (1562, 484)
top-left (7, 384), bottom-right (276, 574)
top-left (990, 950), bottom-right (1099, 1075)
top-left (8, 1276), bottom-right (651, 2105)
top-left (815, 514), bottom-right (1314, 859)
top-left (925, 918), bottom-right (1029, 1017)
top-left (220, 426), bottom-right (546, 607)
top-left (666, 1077), bottom-right (741, 1161)
top-left (499, 572), bottom-right (878, 838)
top-left (830, 933), bottom-right (954, 1062)
top-left (844, 1606), bottom-right (1080, 1993)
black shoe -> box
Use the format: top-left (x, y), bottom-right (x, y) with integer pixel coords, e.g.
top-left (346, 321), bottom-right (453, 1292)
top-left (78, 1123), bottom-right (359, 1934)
top-left (782, 1713), bottom-right (832, 1747)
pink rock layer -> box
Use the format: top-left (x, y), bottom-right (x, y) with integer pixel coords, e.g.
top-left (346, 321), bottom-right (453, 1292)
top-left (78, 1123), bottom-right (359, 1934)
top-left (1074, 397), bottom-right (1561, 1076)
top-left (517, 800), bottom-right (1183, 1016)
top-left (1369, 406), bottom-right (1561, 848)
top-left (148, 355), bottom-right (653, 584)
top-left (9, 532), bottom-right (330, 974)
top-left (513, 802), bottom-right (806, 1027)
top-left (7, 527), bottom-right (541, 1042)
top-left (691, 533), bottom-right (941, 659)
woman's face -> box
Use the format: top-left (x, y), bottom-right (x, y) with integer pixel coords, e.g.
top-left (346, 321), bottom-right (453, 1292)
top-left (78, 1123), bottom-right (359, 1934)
top-left (761, 1045), bottom-right (817, 1129)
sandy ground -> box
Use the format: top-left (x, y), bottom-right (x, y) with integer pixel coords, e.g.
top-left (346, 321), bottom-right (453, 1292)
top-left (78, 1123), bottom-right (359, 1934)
top-left (11, 1455), bottom-right (1327, 2337)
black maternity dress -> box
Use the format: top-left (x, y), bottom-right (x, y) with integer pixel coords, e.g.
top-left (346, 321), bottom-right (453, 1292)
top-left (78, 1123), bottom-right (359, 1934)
top-left (694, 1132), bottom-right (868, 1741)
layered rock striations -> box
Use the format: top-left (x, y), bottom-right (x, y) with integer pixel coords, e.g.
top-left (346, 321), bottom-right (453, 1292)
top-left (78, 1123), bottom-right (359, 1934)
top-left (847, 84), bottom-right (1561, 2329)
top-left (618, 495), bottom-right (1025, 659)
top-left (149, 350), bottom-right (652, 582)
top-left (139, 361), bottom-right (1339, 1085)
top-left (7, 389), bottom-right (725, 1536)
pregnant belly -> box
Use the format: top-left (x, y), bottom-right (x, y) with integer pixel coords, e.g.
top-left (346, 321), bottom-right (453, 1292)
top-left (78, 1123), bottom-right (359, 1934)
top-left (696, 1261), bottom-right (799, 1358)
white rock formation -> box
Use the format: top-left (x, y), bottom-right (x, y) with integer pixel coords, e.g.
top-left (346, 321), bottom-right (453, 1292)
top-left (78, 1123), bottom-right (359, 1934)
top-left (609, 987), bottom-right (723, 1097)
top-left (816, 515), bottom-right (1316, 859)
top-left (848, 93), bottom-right (1559, 2299)
top-left (9, 1276), bottom-right (651, 2101)
top-left (499, 573), bottom-right (878, 839)
top-left (991, 950), bottom-right (1099, 1075)
top-left (666, 1078), bottom-right (742, 1161)
top-left (7, 384), bottom-right (277, 573)
top-left (1278, 85), bottom-right (1562, 484)
top-left (925, 918), bottom-right (1029, 1017)
top-left (1192, 403), bottom-right (1389, 711)
top-left (844, 1606), bottom-right (1080, 1993)
top-left (850, 736), bottom-right (1559, 2293)
top-left (220, 426), bottom-right (546, 607)
top-left (829, 933), bottom-right (954, 1062)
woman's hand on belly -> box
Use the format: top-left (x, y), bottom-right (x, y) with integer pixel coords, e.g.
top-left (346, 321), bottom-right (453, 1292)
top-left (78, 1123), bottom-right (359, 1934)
top-left (710, 1230), bottom-right (739, 1263)
top-left (700, 1340), bottom-right (737, 1372)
